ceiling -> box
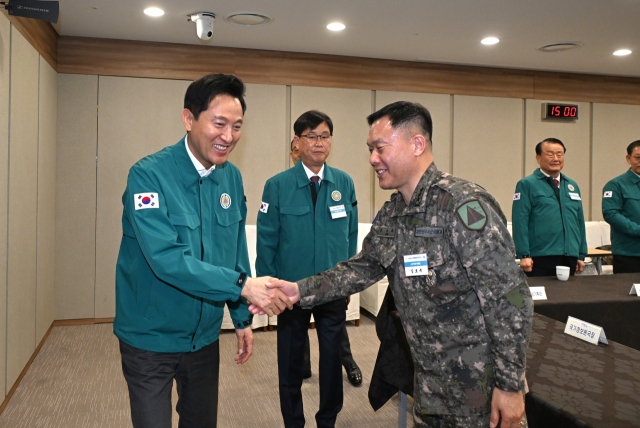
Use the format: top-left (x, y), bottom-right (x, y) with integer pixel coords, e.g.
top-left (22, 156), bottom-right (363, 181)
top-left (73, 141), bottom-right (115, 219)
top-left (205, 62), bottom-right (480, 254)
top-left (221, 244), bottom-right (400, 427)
top-left (51, 0), bottom-right (640, 78)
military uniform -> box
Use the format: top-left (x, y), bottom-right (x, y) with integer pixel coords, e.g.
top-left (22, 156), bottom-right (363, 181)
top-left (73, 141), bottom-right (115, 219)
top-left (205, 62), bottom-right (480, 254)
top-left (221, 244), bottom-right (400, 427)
top-left (602, 169), bottom-right (640, 273)
top-left (297, 163), bottom-right (532, 427)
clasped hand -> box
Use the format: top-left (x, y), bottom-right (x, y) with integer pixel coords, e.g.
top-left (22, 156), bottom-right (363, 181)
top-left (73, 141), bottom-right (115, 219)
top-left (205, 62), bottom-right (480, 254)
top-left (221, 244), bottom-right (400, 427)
top-left (240, 277), bottom-right (300, 316)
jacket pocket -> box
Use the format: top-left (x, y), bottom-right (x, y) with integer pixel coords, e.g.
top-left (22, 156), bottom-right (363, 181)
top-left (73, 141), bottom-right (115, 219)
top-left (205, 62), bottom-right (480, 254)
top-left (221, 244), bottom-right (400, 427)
top-left (216, 209), bottom-right (242, 227)
top-left (169, 211), bottom-right (201, 229)
top-left (280, 205), bottom-right (311, 216)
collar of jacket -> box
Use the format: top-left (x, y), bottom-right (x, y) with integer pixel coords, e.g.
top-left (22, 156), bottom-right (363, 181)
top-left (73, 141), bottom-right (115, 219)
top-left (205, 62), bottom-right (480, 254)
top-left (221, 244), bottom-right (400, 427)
top-left (390, 162), bottom-right (441, 217)
top-left (294, 160), bottom-right (335, 188)
top-left (626, 168), bottom-right (640, 185)
top-left (172, 137), bottom-right (220, 188)
top-left (533, 168), bottom-right (565, 183)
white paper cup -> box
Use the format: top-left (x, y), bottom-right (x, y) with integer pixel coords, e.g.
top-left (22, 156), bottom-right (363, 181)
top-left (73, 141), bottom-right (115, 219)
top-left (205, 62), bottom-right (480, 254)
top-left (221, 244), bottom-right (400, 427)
top-left (556, 266), bottom-right (570, 281)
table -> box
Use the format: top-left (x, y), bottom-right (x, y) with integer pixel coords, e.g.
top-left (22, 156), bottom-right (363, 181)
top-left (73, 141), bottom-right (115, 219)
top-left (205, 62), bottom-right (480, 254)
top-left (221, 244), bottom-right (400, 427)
top-left (528, 273), bottom-right (640, 350)
top-left (526, 313), bottom-right (640, 428)
top-left (587, 248), bottom-right (612, 275)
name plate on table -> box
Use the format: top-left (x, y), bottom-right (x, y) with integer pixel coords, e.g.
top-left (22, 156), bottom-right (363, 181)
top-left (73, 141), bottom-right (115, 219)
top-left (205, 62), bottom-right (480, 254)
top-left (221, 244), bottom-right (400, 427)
top-left (629, 284), bottom-right (640, 296)
top-left (564, 316), bottom-right (608, 345)
top-left (529, 286), bottom-right (547, 300)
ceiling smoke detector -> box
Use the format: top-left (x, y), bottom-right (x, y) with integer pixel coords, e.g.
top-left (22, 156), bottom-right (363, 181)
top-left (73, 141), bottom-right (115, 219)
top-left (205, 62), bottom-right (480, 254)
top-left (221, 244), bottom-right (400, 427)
top-left (224, 12), bottom-right (273, 27)
top-left (537, 42), bottom-right (584, 53)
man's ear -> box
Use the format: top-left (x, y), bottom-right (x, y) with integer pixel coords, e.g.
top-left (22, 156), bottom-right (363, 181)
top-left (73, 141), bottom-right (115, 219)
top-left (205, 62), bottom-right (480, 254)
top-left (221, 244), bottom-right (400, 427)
top-left (412, 134), bottom-right (427, 157)
top-left (182, 109), bottom-right (193, 132)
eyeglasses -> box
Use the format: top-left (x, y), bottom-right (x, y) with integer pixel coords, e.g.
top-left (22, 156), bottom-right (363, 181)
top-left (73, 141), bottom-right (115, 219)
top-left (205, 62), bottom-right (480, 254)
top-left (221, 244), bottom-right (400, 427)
top-left (301, 134), bottom-right (332, 143)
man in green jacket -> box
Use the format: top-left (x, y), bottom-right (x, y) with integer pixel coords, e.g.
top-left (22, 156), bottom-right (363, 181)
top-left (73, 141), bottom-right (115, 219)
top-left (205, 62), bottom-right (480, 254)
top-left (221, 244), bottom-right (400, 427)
top-left (256, 110), bottom-right (359, 428)
top-left (602, 140), bottom-right (640, 273)
top-left (114, 74), bottom-right (292, 428)
top-left (512, 138), bottom-right (587, 276)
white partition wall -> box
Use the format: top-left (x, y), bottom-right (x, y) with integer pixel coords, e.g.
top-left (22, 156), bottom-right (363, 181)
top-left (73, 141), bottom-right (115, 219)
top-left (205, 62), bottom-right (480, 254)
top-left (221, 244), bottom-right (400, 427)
top-left (453, 96), bottom-right (524, 220)
top-left (373, 92), bottom-right (452, 214)
top-left (592, 103), bottom-right (640, 221)
top-left (525, 100), bottom-right (592, 218)
top-left (291, 86), bottom-right (373, 222)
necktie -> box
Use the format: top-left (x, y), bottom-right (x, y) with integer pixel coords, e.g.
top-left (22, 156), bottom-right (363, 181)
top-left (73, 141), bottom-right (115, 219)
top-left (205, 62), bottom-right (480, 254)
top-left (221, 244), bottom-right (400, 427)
top-left (310, 176), bottom-right (320, 210)
top-left (554, 178), bottom-right (559, 189)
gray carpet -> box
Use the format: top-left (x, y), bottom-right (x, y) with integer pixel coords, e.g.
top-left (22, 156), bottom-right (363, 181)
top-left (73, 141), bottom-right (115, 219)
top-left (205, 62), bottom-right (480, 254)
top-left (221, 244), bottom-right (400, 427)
top-left (0, 313), bottom-right (413, 427)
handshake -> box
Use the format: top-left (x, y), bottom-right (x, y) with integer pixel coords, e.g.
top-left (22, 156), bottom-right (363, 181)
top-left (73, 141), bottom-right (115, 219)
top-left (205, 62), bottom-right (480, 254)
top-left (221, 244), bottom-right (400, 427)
top-left (239, 277), bottom-right (301, 316)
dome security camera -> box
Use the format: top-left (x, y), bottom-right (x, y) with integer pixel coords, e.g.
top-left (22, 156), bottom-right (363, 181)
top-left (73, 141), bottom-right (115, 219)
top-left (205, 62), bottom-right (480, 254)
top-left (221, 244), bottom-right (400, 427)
top-left (190, 12), bottom-right (215, 40)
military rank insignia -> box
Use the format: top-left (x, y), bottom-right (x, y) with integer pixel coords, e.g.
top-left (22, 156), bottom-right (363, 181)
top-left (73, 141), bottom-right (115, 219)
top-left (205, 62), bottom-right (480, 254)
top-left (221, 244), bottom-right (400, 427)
top-left (456, 200), bottom-right (487, 230)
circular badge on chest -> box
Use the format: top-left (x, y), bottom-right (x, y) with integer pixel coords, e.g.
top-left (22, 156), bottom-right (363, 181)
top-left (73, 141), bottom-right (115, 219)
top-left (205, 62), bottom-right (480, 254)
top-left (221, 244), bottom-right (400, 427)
top-left (568, 184), bottom-right (575, 191)
top-left (220, 193), bottom-right (231, 209)
top-left (331, 190), bottom-right (342, 202)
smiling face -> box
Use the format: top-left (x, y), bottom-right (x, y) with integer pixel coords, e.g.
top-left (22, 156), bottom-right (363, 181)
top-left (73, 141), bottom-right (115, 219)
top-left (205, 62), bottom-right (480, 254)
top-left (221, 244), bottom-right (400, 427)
top-left (297, 122), bottom-right (332, 172)
top-left (536, 142), bottom-right (565, 177)
top-left (182, 94), bottom-right (244, 168)
top-left (367, 116), bottom-right (429, 202)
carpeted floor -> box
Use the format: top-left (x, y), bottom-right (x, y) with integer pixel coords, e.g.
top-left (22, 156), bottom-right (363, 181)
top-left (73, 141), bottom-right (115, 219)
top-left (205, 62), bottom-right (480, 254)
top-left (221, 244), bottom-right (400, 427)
top-left (0, 312), bottom-right (413, 427)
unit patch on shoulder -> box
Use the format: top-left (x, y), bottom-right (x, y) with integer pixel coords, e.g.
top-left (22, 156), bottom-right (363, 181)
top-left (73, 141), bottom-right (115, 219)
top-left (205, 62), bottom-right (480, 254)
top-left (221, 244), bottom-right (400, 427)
top-left (603, 191), bottom-right (613, 198)
top-left (513, 193), bottom-right (521, 201)
top-left (220, 193), bottom-right (231, 209)
top-left (331, 190), bottom-right (342, 202)
top-left (134, 193), bottom-right (159, 210)
top-left (456, 199), bottom-right (487, 231)
top-left (260, 202), bottom-right (269, 213)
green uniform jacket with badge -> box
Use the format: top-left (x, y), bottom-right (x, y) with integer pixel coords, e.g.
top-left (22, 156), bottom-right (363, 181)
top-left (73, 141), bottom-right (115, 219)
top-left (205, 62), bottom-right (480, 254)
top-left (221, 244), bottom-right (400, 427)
top-left (296, 163), bottom-right (533, 417)
top-left (256, 160), bottom-right (358, 283)
top-left (602, 169), bottom-right (640, 256)
top-left (512, 169), bottom-right (587, 260)
top-left (114, 138), bottom-right (253, 353)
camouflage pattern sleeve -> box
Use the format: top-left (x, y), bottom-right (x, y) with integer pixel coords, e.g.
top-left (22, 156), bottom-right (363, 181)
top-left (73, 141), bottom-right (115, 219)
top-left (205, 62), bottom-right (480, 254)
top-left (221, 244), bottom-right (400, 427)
top-left (450, 193), bottom-right (533, 393)
top-left (297, 205), bottom-right (392, 309)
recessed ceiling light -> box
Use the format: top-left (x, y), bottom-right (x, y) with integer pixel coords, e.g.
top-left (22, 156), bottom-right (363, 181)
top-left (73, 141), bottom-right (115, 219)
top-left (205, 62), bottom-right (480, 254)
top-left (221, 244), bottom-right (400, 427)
top-left (224, 12), bottom-right (273, 26)
top-left (613, 49), bottom-right (632, 56)
top-left (144, 7), bottom-right (164, 17)
top-left (327, 22), bottom-right (345, 31)
top-left (481, 37), bottom-right (499, 45)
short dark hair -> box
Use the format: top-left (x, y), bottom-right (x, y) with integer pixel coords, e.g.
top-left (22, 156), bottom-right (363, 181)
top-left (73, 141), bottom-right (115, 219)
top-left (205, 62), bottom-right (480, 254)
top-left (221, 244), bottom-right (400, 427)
top-left (293, 110), bottom-right (333, 137)
top-left (367, 101), bottom-right (433, 142)
top-left (536, 138), bottom-right (566, 155)
top-left (627, 140), bottom-right (640, 155)
top-left (184, 74), bottom-right (246, 120)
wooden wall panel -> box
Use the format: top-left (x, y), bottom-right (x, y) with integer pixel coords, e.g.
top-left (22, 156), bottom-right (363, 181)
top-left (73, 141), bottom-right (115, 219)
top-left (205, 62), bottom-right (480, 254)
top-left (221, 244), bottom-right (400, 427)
top-left (0, 12), bottom-right (10, 397)
top-left (373, 91), bottom-right (452, 214)
top-left (525, 100), bottom-right (592, 219)
top-left (453, 96), bottom-right (524, 221)
top-left (591, 103), bottom-right (640, 221)
top-left (55, 74), bottom-right (97, 320)
top-left (7, 28), bottom-right (39, 390)
top-left (0, 9), bottom-right (57, 70)
top-left (291, 86), bottom-right (373, 222)
top-left (57, 36), bottom-right (640, 106)
top-left (96, 76), bottom-right (190, 318)
top-left (36, 58), bottom-right (56, 343)
top-left (228, 83), bottom-right (287, 225)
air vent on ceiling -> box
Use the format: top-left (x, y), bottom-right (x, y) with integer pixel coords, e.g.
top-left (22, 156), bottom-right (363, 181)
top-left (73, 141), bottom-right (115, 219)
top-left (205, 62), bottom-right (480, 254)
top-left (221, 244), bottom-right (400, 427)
top-left (224, 12), bottom-right (273, 26)
top-left (538, 42), bottom-right (584, 53)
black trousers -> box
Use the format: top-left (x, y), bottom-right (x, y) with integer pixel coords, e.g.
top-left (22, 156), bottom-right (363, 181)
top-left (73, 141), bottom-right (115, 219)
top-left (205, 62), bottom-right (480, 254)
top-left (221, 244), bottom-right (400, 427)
top-left (525, 255), bottom-right (578, 277)
top-left (613, 255), bottom-right (640, 273)
top-left (119, 339), bottom-right (220, 428)
top-left (278, 298), bottom-right (346, 428)
top-left (303, 298), bottom-right (355, 371)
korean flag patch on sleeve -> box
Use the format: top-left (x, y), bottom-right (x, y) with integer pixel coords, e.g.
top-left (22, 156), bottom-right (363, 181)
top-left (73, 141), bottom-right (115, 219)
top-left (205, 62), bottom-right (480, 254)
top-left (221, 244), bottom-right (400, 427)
top-left (603, 191), bottom-right (613, 198)
top-left (260, 202), bottom-right (269, 213)
top-left (513, 193), bottom-right (521, 201)
top-left (134, 193), bottom-right (159, 210)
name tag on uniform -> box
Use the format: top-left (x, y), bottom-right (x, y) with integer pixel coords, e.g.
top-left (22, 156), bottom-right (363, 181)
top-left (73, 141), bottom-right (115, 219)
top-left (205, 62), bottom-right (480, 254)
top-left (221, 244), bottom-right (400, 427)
top-left (568, 192), bottom-right (581, 201)
top-left (416, 227), bottom-right (443, 237)
top-left (564, 316), bottom-right (608, 345)
top-left (329, 205), bottom-right (347, 219)
top-left (404, 254), bottom-right (428, 276)
top-left (529, 286), bottom-right (547, 300)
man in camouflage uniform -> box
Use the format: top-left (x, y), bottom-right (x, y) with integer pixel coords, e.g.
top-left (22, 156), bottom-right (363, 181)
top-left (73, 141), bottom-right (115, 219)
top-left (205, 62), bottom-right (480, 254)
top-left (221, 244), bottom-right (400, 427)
top-left (252, 101), bottom-right (532, 428)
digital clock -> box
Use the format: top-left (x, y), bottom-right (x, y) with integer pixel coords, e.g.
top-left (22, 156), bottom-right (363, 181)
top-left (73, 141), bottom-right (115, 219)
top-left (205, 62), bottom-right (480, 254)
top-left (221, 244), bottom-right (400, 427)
top-left (542, 103), bottom-right (579, 120)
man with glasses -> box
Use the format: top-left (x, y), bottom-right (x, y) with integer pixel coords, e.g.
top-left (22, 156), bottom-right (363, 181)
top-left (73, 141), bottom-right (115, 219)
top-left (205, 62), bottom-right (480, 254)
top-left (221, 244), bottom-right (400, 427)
top-left (256, 110), bottom-right (358, 428)
top-left (512, 138), bottom-right (587, 277)
top-left (602, 140), bottom-right (640, 273)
